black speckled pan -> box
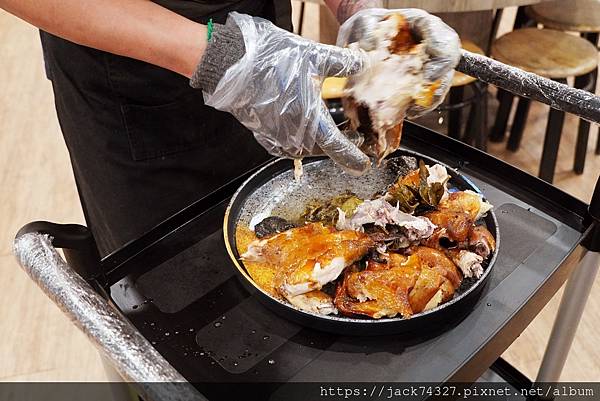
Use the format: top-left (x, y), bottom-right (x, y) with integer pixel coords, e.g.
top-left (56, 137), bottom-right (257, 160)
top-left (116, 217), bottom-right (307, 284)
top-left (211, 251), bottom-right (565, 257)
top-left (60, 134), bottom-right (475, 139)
top-left (223, 149), bottom-right (499, 335)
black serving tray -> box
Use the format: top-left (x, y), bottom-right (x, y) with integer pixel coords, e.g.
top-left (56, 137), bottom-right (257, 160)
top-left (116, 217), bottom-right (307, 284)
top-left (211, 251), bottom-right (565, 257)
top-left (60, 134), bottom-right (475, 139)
top-left (101, 122), bottom-right (592, 399)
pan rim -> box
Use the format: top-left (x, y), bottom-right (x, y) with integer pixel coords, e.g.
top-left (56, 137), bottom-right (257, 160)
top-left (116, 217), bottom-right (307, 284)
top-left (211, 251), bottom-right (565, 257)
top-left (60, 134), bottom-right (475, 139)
top-left (223, 151), bottom-right (500, 325)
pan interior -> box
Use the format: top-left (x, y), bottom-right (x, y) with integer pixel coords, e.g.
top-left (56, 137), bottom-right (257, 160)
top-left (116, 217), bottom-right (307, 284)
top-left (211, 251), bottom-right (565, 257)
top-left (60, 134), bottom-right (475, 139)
top-left (236, 158), bottom-right (397, 230)
top-left (228, 152), bottom-right (497, 323)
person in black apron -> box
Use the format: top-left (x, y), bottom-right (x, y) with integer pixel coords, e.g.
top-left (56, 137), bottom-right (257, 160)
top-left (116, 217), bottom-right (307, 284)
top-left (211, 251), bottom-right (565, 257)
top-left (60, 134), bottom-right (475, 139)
top-left (1, 0), bottom-right (460, 256)
top-left (38, 1), bottom-right (299, 256)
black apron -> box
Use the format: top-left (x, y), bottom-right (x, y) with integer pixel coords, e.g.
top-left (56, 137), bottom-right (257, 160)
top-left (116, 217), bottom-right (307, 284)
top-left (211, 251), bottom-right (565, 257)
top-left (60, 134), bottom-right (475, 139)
top-left (41, 0), bottom-right (292, 256)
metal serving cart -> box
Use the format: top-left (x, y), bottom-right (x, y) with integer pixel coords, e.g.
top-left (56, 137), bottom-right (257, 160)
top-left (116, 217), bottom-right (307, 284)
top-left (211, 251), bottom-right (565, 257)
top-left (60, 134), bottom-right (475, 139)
top-left (13, 119), bottom-right (600, 401)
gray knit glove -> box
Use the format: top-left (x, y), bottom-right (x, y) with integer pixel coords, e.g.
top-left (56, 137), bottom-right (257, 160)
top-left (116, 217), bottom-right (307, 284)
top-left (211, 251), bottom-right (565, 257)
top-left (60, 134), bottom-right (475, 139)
top-left (190, 12), bottom-right (371, 175)
top-left (191, 23), bottom-right (246, 95)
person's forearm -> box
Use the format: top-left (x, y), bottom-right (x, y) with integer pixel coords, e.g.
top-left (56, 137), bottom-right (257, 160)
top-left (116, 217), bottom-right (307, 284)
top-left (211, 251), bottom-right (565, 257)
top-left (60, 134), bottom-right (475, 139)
top-left (324, 0), bottom-right (383, 24)
top-left (0, 0), bottom-right (206, 77)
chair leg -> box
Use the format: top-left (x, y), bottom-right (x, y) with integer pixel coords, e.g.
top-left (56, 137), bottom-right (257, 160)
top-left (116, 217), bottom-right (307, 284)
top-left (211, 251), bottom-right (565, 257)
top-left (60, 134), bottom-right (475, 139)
top-left (574, 119), bottom-right (590, 175)
top-left (573, 32), bottom-right (599, 174)
top-left (573, 72), bottom-right (595, 174)
top-left (506, 97), bottom-right (531, 151)
top-left (490, 89), bottom-right (515, 142)
top-left (489, 7), bottom-right (533, 144)
top-left (448, 86), bottom-right (465, 140)
top-left (464, 84), bottom-right (487, 150)
top-left (540, 108), bottom-right (566, 183)
top-left (478, 86), bottom-right (489, 152)
top-left (539, 79), bottom-right (567, 183)
top-left (463, 102), bottom-right (479, 147)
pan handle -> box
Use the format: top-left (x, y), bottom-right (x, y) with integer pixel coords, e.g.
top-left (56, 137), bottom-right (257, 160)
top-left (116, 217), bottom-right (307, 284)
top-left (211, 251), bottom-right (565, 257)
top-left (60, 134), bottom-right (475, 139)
top-left (457, 50), bottom-right (600, 125)
top-left (13, 231), bottom-right (207, 401)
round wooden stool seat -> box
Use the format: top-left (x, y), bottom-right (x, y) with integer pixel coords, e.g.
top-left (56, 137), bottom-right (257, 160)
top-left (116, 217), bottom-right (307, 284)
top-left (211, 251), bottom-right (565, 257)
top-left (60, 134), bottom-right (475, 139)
top-left (452, 40), bottom-right (484, 87)
top-left (321, 40), bottom-right (484, 99)
top-left (527, 0), bottom-right (600, 33)
top-left (321, 77), bottom-right (346, 100)
top-left (492, 28), bottom-right (598, 78)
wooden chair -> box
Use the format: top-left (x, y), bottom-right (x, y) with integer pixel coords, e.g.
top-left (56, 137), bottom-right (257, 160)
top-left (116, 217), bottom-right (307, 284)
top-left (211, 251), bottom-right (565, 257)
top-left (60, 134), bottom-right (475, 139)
top-left (491, 28), bottom-right (598, 183)
top-left (526, 0), bottom-right (600, 175)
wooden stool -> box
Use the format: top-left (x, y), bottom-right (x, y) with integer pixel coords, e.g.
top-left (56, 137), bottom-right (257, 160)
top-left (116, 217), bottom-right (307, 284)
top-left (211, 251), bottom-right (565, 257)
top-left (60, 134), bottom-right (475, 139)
top-left (491, 28), bottom-right (598, 183)
top-left (322, 77), bottom-right (347, 125)
top-left (321, 41), bottom-right (488, 149)
top-left (527, 0), bottom-right (600, 174)
top-left (322, 77), bottom-right (346, 101)
top-left (527, 0), bottom-right (600, 33)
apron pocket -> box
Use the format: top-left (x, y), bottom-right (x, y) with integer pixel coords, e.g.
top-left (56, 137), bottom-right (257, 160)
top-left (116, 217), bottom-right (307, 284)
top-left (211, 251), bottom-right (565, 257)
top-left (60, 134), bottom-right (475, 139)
top-left (121, 91), bottom-right (213, 161)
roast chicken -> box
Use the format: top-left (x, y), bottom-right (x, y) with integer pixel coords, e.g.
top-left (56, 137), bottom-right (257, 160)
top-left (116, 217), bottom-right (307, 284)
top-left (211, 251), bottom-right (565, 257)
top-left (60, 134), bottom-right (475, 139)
top-left (236, 159), bottom-right (495, 318)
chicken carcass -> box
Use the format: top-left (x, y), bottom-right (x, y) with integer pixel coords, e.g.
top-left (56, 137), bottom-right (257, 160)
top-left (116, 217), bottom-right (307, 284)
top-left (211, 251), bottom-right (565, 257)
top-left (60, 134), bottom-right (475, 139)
top-left (343, 14), bottom-right (438, 163)
top-left (336, 197), bottom-right (435, 237)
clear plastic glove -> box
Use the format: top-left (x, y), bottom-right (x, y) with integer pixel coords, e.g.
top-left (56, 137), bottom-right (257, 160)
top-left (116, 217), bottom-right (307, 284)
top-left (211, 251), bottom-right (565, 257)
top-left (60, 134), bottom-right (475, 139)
top-left (203, 12), bottom-right (371, 175)
top-left (337, 8), bottom-right (461, 117)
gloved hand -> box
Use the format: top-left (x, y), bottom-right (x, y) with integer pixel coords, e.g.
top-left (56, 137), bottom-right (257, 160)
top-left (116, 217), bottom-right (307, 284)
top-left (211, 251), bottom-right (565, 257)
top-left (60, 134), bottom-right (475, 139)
top-left (336, 8), bottom-right (461, 117)
top-left (190, 12), bottom-right (371, 175)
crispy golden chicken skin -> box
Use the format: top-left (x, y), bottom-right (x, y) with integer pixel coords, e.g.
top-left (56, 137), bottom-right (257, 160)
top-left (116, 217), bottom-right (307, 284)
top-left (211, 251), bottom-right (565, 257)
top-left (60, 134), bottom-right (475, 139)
top-left (334, 247), bottom-right (461, 318)
top-left (335, 264), bottom-right (417, 319)
top-left (409, 267), bottom-right (445, 314)
top-left (242, 223), bottom-right (373, 301)
top-left (438, 191), bottom-right (492, 221)
top-left (236, 226), bottom-right (279, 296)
top-left (423, 210), bottom-right (473, 244)
top-left (410, 246), bottom-right (462, 289)
top-left (423, 190), bottom-right (493, 245)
